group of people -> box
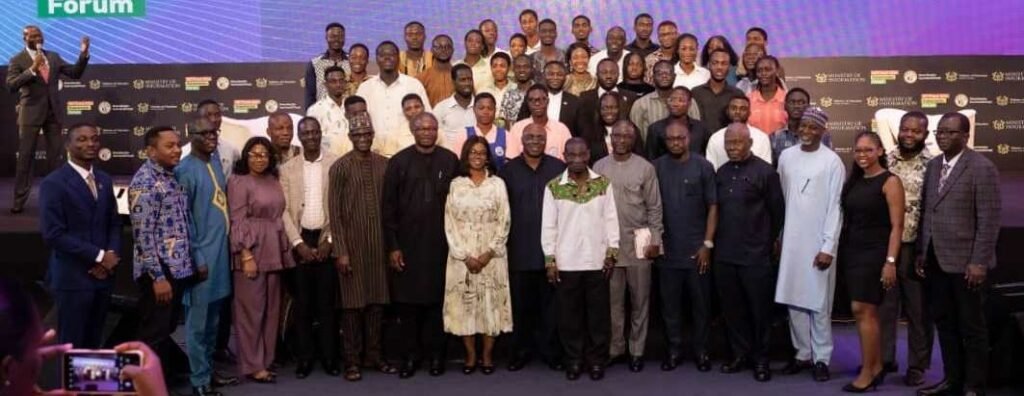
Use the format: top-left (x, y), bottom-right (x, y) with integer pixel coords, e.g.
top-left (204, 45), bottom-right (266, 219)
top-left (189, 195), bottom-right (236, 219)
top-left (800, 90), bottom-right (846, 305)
top-left (10, 9), bottom-right (1002, 396)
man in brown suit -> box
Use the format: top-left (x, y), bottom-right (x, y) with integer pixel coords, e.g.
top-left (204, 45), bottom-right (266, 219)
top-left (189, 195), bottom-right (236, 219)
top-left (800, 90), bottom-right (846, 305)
top-left (280, 117), bottom-right (341, 378)
top-left (6, 25), bottom-right (89, 213)
top-left (916, 112), bottom-right (1001, 396)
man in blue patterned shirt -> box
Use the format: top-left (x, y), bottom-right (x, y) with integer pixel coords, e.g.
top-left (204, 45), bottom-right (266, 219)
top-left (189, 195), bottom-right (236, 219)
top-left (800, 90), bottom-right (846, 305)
top-left (129, 126), bottom-right (194, 379)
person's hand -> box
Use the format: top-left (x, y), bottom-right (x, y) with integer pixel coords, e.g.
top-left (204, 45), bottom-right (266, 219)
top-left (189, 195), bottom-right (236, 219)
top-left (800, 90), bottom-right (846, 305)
top-left (603, 257), bottom-right (616, 279)
top-left (389, 250), bottom-right (405, 272)
top-left (546, 266), bottom-right (560, 284)
top-left (32, 329), bottom-right (74, 396)
top-left (153, 279), bottom-right (172, 305)
top-left (88, 265), bottom-right (109, 280)
top-left (965, 264), bottom-right (987, 290)
top-left (115, 341), bottom-right (169, 396)
top-left (295, 243), bottom-right (316, 264)
top-left (692, 246), bottom-right (711, 275)
top-left (31, 51), bottom-right (45, 73)
top-left (197, 265), bottom-right (209, 281)
top-left (100, 250), bottom-right (120, 271)
top-left (242, 256), bottom-right (258, 280)
top-left (813, 252), bottom-right (833, 270)
top-left (317, 240), bottom-right (333, 261)
top-left (477, 250), bottom-right (494, 268)
top-left (464, 257), bottom-right (480, 274)
top-left (914, 255), bottom-right (926, 278)
top-left (644, 244), bottom-right (661, 259)
top-left (80, 36), bottom-right (90, 55)
top-left (336, 255), bottom-right (353, 276)
top-left (881, 263), bottom-right (897, 290)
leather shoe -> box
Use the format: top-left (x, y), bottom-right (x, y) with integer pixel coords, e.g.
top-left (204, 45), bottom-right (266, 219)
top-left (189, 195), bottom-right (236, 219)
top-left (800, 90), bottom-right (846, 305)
top-left (9, 207), bottom-right (23, 215)
top-left (192, 385), bottom-right (222, 396)
top-left (295, 360), bottom-right (313, 379)
top-left (606, 354), bottom-right (627, 366)
top-left (211, 372), bottom-right (238, 387)
top-left (781, 358), bottom-right (812, 375)
top-left (507, 355), bottom-right (528, 372)
top-left (753, 362), bottom-right (771, 382)
top-left (661, 354), bottom-right (682, 371)
top-left (398, 359), bottom-right (417, 379)
top-left (628, 356), bottom-right (644, 372)
top-left (917, 379), bottom-right (961, 396)
top-left (322, 360), bottom-right (341, 376)
top-left (546, 359), bottom-right (565, 372)
top-left (588, 365), bottom-right (604, 381)
top-left (812, 362), bottom-right (830, 382)
top-left (429, 359), bottom-right (445, 376)
top-left (565, 364), bottom-right (581, 381)
top-left (695, 354), bottom-right (712, 372)
top-left (904, 367), bottom-right (926, 387)
top-left (720, 357), bottom-right (750, 374)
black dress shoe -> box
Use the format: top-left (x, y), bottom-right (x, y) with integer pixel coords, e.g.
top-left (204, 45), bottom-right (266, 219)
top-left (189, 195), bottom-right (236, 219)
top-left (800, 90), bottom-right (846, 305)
top-left (628, 356), bottom-right (644, 372)
top-left (213, 349), bottom-right (238, 364)
top-left (721, 357), bottom-right (750, 374)
top-left (812, 362), bottom-right (830, 382)
top-left (606, 354), bottom-right (627, 366)
top-left (753, 362), bottom-right (772, 382)
top-left (546, 359), bottom-right (565, 372)
top-left (211, 372), bottom-right (239, 387)
top-left (781, 358), bottom-right (812, 375)
top-left (565, 365), bottom-right (581, 381)
top-left (9, 207), bottom-right (23, 214)
top-left (462, 363), bottom-right (477, 375)
top-left (917, 379), bottom-right (961, 396)
top-left (661, 355), bottom-right (682, 371)
top-left (399, 359), bottom-right (417, 379)
top-left (429, 359), bottom-right (445, 376)
top-left (295, 360), bottom-right (313, 379)
top-left (322, 360), bottom-right (342, 376)
top-left (507, 355), bottom-right (528, 371)
top-left (192, 385), bottom-right (223, 396)
top-left (695, 354), bottom-right (712, 372)
top-left (480, 364), bottom-right (495, 375)
top-left (589, 365), bottom-right (605, 381)
top-left (904, 367), bottom-right (926, 386)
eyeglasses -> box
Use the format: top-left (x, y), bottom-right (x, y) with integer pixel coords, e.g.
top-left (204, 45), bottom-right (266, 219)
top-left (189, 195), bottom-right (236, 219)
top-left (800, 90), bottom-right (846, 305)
top-left (934, 129), bottom-right (964, 137)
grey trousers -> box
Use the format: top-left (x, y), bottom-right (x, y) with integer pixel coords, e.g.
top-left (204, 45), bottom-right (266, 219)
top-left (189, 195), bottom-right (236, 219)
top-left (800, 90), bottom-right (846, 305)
top-left (878, 242), bottom-right (934, 370)
top-left (609, 262), bottom-right (651, 358)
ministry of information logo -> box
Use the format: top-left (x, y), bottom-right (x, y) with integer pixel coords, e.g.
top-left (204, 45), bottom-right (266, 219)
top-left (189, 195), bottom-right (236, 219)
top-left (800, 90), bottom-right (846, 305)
top-left (903, 70), bottom-right (918, 84)
top-left (945, 71), bottom-right (958, 82)
top-left (992, 120), bottom-right (1006, 131)
top-left (181, 102), bottom-right (195, 113)
top-left (98, 101), bottom-right (112, 114)
top-left (137, 102), bottom-right (149, 113)
top-left (819, 97), bottom-right (833, 108)
top-left (133, 79), bottom-right (145, 90)
top-left (265, 100), bottom-right (279, 113)
top-left (996, 96), bottom-right (1009, 106)
top-left (992, 71), bottom-right (1005, 82)
top-left (98, 148), bottom-right (112, 161)
top-left (866, 96), bottom-right (879, 107)
top-left (89, 79), bottom-right (101, 90)
top-left (133, 126), bottom-right (147, 136)
top-left (216, 77), bottom-right (230, 90)
top-left (997, 144), bottom-right (1010, 155)
top-left (954, 94), bottom-right (969, 108)
top-left (255, 78), bottom-right (268, 88)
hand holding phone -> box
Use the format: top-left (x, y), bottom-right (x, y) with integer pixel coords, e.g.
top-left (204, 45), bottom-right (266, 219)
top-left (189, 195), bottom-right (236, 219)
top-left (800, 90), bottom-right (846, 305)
top-left (63, 349), bottom-right (142, 394)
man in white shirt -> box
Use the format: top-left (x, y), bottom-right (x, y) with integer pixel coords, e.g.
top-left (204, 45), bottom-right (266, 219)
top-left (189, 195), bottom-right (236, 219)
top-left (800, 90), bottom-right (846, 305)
top-left (520, 9), bottom-right (542, 55)
top-left (673, 34), bottom-right (711, 89)
top-left (587, 26), bottom-right (630, 83)
top-left (542, 138), bottom-right (619, 381)
top-left (307, 65), bottom-right (352, 157)
top-left (705, 96), bottom-right (772, 169)
top-left (356, 41), bottom-right (431, 159)
top-left (434, 64), bottom-right (477, 148)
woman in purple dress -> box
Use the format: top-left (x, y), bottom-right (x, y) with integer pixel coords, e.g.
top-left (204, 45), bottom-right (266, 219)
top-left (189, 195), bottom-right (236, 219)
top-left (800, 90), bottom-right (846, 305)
top-left (228, 137), bottom-right (295, 383)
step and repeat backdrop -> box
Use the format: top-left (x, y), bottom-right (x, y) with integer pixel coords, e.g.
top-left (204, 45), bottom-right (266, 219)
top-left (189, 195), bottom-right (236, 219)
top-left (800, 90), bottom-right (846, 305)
top-left (2, 0), bottom-right (1023, 175)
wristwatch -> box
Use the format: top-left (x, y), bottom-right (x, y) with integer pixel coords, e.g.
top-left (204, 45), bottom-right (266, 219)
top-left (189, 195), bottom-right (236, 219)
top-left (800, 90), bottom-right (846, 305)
top-left (703, 240), bottom-right (715, 249)
top-left (885, 256), bottom-right (896, 264)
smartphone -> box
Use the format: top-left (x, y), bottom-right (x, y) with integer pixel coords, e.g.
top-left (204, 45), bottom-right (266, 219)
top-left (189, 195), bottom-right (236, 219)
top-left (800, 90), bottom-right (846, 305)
top-left (62, 349), bottom-right (142, 395)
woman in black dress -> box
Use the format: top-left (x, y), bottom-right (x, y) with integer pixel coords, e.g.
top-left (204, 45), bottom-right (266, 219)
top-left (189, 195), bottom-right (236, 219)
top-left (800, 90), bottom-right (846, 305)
top-left (838, 131), bottom-right (905, 392)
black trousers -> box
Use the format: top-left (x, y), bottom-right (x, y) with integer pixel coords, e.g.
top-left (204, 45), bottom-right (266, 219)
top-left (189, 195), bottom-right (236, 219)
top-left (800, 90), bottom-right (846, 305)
top-left (293, 228), bottom-right (339, 362)
top-left (136, 275), bottom-right (184, 365)
top-left (509, 269), bottom-right (561, 363)
top-left (927, 245), bottom-right (988, 391)
top-left (13, 119), bottom-right (62, 209)
top-left (395, 303), bottom-right (445, 361)
top-left (714, 262), bottom-right (775, 364)
top-left (659, 266), bottom-right (713, 357)
top-left (878, 242), bottom-right (933, 369)
top-left (557, 270), bottom-right (610, 367)
top-left (55, 288), bottom-right (111, 348)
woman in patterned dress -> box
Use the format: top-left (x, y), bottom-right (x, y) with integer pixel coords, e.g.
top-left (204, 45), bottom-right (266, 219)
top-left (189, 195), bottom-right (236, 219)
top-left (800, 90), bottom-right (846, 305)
top-left (442, 135), bottom-right (513, 375)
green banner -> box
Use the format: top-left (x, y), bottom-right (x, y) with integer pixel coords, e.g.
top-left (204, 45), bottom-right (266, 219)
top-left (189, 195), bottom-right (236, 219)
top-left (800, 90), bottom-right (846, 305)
top-left (39, 0), bottom-right (145, 18)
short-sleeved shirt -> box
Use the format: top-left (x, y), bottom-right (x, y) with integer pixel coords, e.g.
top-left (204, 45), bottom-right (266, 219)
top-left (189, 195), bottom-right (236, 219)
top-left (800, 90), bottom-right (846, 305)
top-left (747, 87), bottom-right (788, 134)
top-left (654, 154), bottom-right (717, 269)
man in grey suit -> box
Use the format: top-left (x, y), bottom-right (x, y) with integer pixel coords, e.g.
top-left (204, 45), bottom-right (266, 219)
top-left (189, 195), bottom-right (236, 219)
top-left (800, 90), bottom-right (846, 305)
top-left (915, 112), bottom-right (1001, 396)
top-left (6, 25), bottom-right (89, 214)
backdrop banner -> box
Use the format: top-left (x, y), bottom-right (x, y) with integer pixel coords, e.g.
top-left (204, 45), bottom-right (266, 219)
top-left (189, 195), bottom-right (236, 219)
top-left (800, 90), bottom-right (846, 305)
top-left (1, 55), bottom-right (1022, 176)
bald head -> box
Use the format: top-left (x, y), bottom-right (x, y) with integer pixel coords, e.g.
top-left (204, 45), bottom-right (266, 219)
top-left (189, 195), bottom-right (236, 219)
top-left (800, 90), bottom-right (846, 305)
top-left (411, 112), bottom-right (437, 129)
top-left (266, 111), bottom-right (294, 150)
top-left (724, 122), bottom-right (753, 162)
top-left (410, 112), bottom-right (439, 149)
top-left (724, 122), bottom-right (750, 140)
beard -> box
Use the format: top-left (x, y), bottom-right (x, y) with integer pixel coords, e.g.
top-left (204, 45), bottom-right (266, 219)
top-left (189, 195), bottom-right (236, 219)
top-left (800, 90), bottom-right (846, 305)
top-left (899, 139), bottom-right (926, 155)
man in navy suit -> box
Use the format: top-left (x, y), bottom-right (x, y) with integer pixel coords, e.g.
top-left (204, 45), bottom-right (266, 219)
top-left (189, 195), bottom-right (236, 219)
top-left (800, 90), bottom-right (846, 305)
top-left (6, 25), bottom-right (89, 214)
top-left (39, 122), bottom-right (121, 348)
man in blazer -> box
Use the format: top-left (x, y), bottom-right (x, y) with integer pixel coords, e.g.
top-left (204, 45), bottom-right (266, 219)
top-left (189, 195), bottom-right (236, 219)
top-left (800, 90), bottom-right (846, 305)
top-left (916, 112), bottom-right (1001, 396)
top-left (517, 61), bottom-right (581, 136)
top-left (6, 25), bottom-right (90, 214)
top-left (578, 58), bottom-right (639, 122)
top-left (39, 123), bottom-right (120, 348)
top-left (279, 116), bottom-right (342, 378)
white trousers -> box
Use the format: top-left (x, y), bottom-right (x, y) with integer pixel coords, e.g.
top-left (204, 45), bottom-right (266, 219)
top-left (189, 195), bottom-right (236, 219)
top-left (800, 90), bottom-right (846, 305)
top-left (788, 305), bottom-right (834, 364)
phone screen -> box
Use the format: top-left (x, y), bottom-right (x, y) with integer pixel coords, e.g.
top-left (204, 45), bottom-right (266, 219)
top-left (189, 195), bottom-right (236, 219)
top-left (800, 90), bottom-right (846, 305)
top-left (63, 351), bottom-right (140, 394)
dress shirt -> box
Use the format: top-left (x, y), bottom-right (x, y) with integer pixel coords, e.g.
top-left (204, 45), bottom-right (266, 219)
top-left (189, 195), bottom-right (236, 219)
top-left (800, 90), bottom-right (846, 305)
top-left (546, 90), bottom-right (563, 122)
top-left (747, 87), bottom-right (787, 134)
top-left (541, 169), bottom-right (620, 271)
top-left (630, 92), bottom-right (702, 144)
top-left (499, 155), bottom-right (567, 271)
top-left (128, 160), bottom-right (194, 281)
top-left (307, 98), bottom-right (352, 157)
top-left (673, 64), bottom-right (711, 90)
top-left (691, 83), bottom-right (745, 134)
top-left (299, 154), bottom-right (326, 234)
top-left (526, 40), bottom-right (542, 55)
top-left (434, 95), bottom-right (477, 148)
top-left (943, 150), bottom-right (963, 172)
top-left (454, 57), bottom-right (494, 92)
top-left (506, 118), bottom-right (573, 160)
top-left (68, 161), bottom-right (104, 263)
top-left (356, 74), bottom-right (432, 151)
top-left (646, 117), bottom-right (710, 159)
top-left (714, 155), bottom-right (784, 266)
top-left (887, 148), bottom-right (933, 242)
top-left (705, 124), bottom-right (773, 170)
top-left (587, 49), bottom-right (630, 83)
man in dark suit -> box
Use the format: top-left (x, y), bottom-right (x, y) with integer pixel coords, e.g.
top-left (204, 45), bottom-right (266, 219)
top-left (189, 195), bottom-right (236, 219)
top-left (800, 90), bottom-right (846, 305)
top-left (916, 112), bottom-right (1001, 396)
top-left (39, 123), bottom-right (120, 348)
top-left (517, 61), bottom-right (581, 136)
top-left (6, 25), bottom-right (90, 214)
top-left (578, 58), bottom-right (638, 122)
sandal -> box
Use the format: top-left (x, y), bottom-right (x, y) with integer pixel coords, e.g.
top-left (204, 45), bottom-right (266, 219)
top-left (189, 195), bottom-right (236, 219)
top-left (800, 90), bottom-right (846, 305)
top-left (344, 366), bottom-right (362, 382)
top-left (247, 372), bottom-right (276, 384)
top-left (375, 361), bottom-right (398, 374)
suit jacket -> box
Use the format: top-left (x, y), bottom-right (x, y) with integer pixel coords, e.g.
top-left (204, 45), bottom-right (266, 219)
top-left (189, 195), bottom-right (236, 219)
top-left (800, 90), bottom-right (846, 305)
top-left (918, 149), bottom-right (1001, 273)
top-left (280, 152), bottom-right (340, 247)
top-left (39, 164), bottom-right (121, 291)
top-left (6, 49), bottom-right (88, 126)
top-left (577, 88), bottom-right (639, 122)
top-left (517, 91), bottom-right (582, 137)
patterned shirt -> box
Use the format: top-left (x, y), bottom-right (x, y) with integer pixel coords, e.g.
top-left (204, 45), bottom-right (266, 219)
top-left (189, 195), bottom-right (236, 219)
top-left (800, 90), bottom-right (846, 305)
top-left (128, 160), bottom-right (195, 282)
top-left (304, 52), bottom-right (351, 108)
top-left (887, 148), bottom-right (933, 242)
top-left (499, 83), bottom-right (531, 128)
top-left (541, 169), bottom-right (620, 271)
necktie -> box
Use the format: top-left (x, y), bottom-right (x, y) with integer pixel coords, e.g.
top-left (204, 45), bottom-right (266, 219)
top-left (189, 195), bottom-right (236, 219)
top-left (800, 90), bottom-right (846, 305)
top-left (939, 163), bottom-right (951, 192)
top-left (86, 173), bottom-right (98, 200)
top-left (39, 56), bottom-right (50, 83)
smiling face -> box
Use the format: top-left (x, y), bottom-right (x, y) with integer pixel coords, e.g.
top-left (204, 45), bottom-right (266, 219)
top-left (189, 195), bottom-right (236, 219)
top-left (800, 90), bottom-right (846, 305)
top-left (23, 26), bottom-right (43, 49)
top-left (539, 21), bottom-right (557, 46)
top-left (266, 114), bottom-right (294, 150)
top-left (742, 44), bottom-right (765, 71)
top-left (297, 119), bottom-right (323, 153)
top-left (755, 58), bottom-right (778, 86)
top-left (569, 46), bottom-right (590, 74)
top-left (510, 36), bottom-right (527, 58)
top-left (148, 130), bottom-right (182, 168)
top-left (522, 123), bottom-right (547, 158)
top-left (67, 125), bottom-right (100, 164)
top-left (853, 134), bottom-right (883, 171)
top-left (798, 118), bottom-right (825, 147)
top-left (599, 94), bottom-right (620, 126)
top-left (247, 142), bottom-right (271, 175)
top-left (610, 122), bottom-right (636, 155)
top-left (350, 46), bottom-right (368, 73)
top-left (606, 27), bottom-right (626, 53)
top-left (544, 63), bottom-right (566, 91)
top-left (513, 55), bottom-right (533, 83)
top-left (898, 115), bottom-right (928, 153)
top-left (466, 141), bottom-right (490, 171)
top-left (190, 119), bottom-right (219, 156)
top-left (326, 26), bottom-right (345, 53)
